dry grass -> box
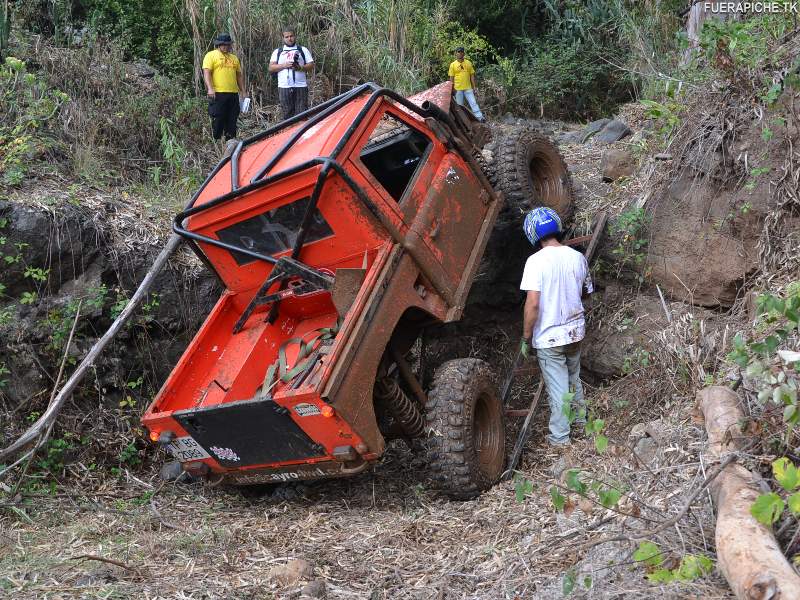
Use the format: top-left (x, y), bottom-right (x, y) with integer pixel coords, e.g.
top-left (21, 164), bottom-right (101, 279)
top-left (0, 391), bottom-right (734, 600)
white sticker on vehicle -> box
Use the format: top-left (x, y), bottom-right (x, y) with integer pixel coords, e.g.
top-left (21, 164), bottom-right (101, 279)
top-left (167, 436), bottom-right (211, 462)
top-left (294, 403), bottom-right (321, 417)
top-left (210, 446), bottom-right (241, 462)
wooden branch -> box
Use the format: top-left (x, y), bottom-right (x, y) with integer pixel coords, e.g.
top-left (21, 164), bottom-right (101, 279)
top-left (0, 234), bottom-right (183, 462)
top-left (699, 386), bottom-right (800, 599)
top-left (69, 554), bottom-right (138, 572)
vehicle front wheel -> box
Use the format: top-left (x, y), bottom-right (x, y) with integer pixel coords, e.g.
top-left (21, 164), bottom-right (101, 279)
top-left (424, 358), bottom-right (505, 499)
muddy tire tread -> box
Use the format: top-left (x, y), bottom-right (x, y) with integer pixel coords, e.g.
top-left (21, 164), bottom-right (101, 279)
top-left (490, 127), bottom-right (575, 220)
top-left (424, 358), bottom-right (504, 499)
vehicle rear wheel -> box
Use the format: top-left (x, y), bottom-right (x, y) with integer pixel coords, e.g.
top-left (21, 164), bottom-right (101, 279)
top-left (489, 128), bottom-right (575, 220)
top-left (424, 358), bottom-right (505, 499)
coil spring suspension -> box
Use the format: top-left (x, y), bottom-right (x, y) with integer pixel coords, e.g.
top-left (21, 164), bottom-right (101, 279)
top-left (375, 376), bottom-right (425, 438)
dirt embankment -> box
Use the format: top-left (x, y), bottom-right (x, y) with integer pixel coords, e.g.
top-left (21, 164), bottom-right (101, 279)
top-left (0, 191), bottom-right (218, 442)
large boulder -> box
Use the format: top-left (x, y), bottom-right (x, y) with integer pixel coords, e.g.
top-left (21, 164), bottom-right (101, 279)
top-left (646, 172), bottom-right (762, 308)
top-left (601, 149), bottom-right (635, 181)
top-left (581, 289), bottom-right (669, 379)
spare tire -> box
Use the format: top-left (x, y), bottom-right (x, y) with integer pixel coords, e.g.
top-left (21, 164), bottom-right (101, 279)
top-left (489, 128), bottom-right (575, 220)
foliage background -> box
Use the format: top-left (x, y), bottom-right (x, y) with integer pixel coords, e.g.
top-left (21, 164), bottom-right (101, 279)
top-left (4, 0), bottom-right (688, 120)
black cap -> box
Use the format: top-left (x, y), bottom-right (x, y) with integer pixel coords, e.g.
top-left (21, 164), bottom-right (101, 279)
top-left (455, 46), bottom-right (465, 53)
top-left (214, 33), bottom-right (233, 46)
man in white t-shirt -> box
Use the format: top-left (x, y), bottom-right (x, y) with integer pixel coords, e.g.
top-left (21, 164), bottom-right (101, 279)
top-left (268, 28), bottom-right (314, 121)
top-left (519, 207), bottom-right (593, 446)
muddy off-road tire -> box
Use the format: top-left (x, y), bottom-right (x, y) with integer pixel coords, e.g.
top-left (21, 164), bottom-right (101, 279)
top-left (489, 128), bottom-right (574, 220)
top-left (424, 358), bottom-right (505, 499)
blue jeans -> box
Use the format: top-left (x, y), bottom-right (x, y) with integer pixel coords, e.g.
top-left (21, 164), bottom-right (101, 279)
top-left (455, 89), bottom-right (484, 120)
top-left (536, 342), bottom-right (585, 444)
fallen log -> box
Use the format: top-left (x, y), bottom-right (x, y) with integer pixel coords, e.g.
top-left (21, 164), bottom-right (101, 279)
top-left (699, 386), bottom-right (800, 599)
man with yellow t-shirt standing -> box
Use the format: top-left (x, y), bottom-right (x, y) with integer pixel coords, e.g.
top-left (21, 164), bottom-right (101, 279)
top-left (448, 47), bottom-right (485, 122)
top-left (202, 33), bottom-right (247, 141)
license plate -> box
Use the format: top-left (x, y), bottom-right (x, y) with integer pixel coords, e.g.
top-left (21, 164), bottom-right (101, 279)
top-left (167, 436), bottom-right (211, 462)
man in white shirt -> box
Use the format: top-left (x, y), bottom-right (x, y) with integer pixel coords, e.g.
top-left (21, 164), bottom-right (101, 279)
top-left (519, 207), bottom-right (593, 446)
top-left (268, 28), bottom-right (314, 121)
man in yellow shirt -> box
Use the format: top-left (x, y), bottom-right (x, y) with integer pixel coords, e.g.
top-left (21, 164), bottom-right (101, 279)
top-left (202, 33), bottom-right (247, 141)
top-left (448, 47), bottom-right (485, 122)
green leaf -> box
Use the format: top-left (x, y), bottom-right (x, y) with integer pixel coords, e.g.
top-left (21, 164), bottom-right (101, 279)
top-left (763, 335), bottom-right (781, 355)
top-left (595, 434), bottom-right (609, 454)
top-left (750, 492), bottom-right (785, 526)
top-left (773, 457), bottom-right (800, 491)
top-left (562, 568), bottom-right (576, 596)
top-left (583, 575), bottom-right (592, 589)
top-left (788, 492), bottom-right (800, 516)
top-left (8, 505), bottom-right (33, 524)
top-left (585, 418), bottom-right (604, 435)
top-left (633, 541), bottom-right (663, 567)
top-left (515, 475), bottom-right (534, 503)
top-left (675, 554), bottom-right (714, 581)
top-left (598, 487), bottom-right (622, 509)
top-left (550, 486), bottom-right (566, 512)
top-left (566, 469), bottom-right (586, 494)
top-left (646, 569), bottom-right (675, 584)
top-left (784, 404), bottom-right (799, 425)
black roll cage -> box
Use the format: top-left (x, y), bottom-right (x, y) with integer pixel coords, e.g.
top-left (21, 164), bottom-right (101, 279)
top-left (174, 84), bottom-right (450, 270)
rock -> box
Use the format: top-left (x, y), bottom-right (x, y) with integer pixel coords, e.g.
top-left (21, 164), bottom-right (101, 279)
top-left (629, 423), bottom-right (647, 438)
top-left (600, 149), bottom-right (635, 182)
top-left (501, 113), bottom-right (518, 125)
top-left (159, 461), bottom-right (183, 482)
top-left (595, 119), bottom-right (633, 143)
top-left (269, 559), bottom-right (314, 586)
top-left (301, 579), bottom-right (327, 598)
top-left (580, 118), bottom-right (612, 142)
top-left (581, 293), bottom-right (670, 379)
top-left (633, 436), bottom-right (658, 465)
top-left (0, 201), bottom-right (94, 296)
top-left (129, 60), bottom-right (156, 78)
top-left (644, 418), bottom-right (666, 443)
top-left (557, 130), bottom-right (584, 144)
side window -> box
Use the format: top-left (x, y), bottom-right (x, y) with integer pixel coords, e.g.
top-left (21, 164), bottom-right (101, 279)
top-left (359, 113), bottom-right (432, 202)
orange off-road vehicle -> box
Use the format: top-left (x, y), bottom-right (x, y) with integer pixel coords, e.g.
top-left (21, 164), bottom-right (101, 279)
top-left (142, 82), bottom-right (572, 498)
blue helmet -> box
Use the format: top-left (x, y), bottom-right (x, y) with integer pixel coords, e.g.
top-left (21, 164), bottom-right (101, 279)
top-left (523, 207), bottom-right (562, 247)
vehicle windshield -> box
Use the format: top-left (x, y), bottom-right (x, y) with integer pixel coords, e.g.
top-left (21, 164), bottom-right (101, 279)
top-left (215, 197), bottom-right (333, 266)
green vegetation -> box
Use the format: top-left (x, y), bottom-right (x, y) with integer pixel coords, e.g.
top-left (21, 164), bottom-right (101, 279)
top-left (728, 285), bottom-right (800, 434)
top-left (633, 541), bottom-right (714, 584)
top-left (3, 0), bottom-right (694, 122)
top-left (609, 207), bottom-right (650, 283)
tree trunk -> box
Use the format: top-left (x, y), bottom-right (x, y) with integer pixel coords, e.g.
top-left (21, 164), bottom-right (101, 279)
top-left (699, 386), bottom-right (800, 600)
top-left (682, 2), bottom-right (741, 65)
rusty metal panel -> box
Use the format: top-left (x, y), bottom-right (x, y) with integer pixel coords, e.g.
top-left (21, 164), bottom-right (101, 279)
top-left (331, 268), bottom-right (367, 317)
top-left (406, 81), bottom-right (453, 114)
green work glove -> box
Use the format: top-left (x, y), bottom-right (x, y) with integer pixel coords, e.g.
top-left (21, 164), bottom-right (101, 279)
top-left (520, 337), bottom-right (532, 360)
